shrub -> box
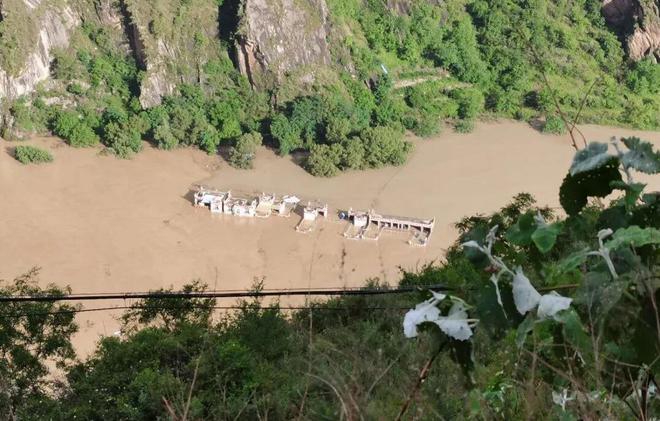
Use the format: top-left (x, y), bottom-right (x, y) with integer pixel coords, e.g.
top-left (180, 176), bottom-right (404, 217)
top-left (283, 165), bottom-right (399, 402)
top-left (306, 143), bottom-right (342, 176)
top-left (228, 132), bottom-right (262, 169)
top-left (153, 122), bottom-right (178, 150)
top-left (340, 137), bottom-right (365, 170)
top-left (454, 119), bottom-right (474, 133)
top-left (14, 145), bottom-right (53, 164)
top-left (451, 88), bottom-right (485, 120)
top-left (9, 98), bottom-right (50, 134)
top-left (68, 123), bottom-right (100, 147)
top-left (53, 110), bottom-right (99, 147)
top-left (198, 125), bottom-right (222, 155)
top-left (411, 111), bottom-right (441, 137)
top-left (270, 114), bottom-right (302, 155)
top-left (361, 126), bottom-right (412, 168)
top-left (626, 58), bottom-right (660, 95)
top-left (542, 114), bottom-right (566, 134)
top-left (102, 121), bottom-right (142, 158)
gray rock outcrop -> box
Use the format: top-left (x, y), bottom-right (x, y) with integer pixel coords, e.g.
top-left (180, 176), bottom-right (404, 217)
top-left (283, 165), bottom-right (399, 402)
top-left (0, 0), bottom-right (79, 100)
top-left (122, 0), bottom-right (221, 107)
top-left (235, 0), bottom-right (331, 89)
top-left (602, 0), bottom-right (660, 61)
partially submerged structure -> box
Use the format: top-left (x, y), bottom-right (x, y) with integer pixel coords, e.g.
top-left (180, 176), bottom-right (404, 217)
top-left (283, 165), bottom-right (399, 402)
top-left (192, 186), bottom-right (433, 246)
top-left (296, 201), bottom-right (328, 233)
top-left (193, 186), bottom-right (300, 220)
top-left (255, 193), bottom-right (276, 218)
top-left (344, 209), bottom-right (435, 246)
top-left (193, 186), bottom-right (229, 214)
top-left (273, 195), bottom-right (300, 217)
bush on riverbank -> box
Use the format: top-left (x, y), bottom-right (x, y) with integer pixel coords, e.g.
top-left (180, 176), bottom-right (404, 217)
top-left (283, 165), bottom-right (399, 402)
top-left (228, 132), bottom-right (263, 169)
top-left (13, 145), bottom-right (53, 164)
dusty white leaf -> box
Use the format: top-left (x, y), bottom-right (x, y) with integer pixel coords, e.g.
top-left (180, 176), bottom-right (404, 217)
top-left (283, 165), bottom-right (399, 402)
top-left (461, 240), bottom-right (481, 249)
top-left (430, 290), bottom-right (447, 301)
top-left (597, 228), bottom-right (613, 242)
top-left (490, 274), bottom-right (503, 308)
top-left (512, 267), bottom-right (542, 315)
top-left (552, 388), bottom-right (574, 411)
top-left (403, 298), bottom-right (441, 338)
top-left (537, 292), bottom-right (572, 319)
top-left (485, 225), bottom-right (499, 249)
top-left (534, 211), bottom-right (547, 227)
top-left (433, 302), bottom-right (474, 341)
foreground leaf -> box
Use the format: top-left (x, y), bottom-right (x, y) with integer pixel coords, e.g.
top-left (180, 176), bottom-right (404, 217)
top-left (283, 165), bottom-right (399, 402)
top-left (570, 142), bottom-right (611, 175)
top-left (621, 137), bottom-right (660, 174)
top-left (433, 302), bottom-right (474, 341)
top-left (506, 212), bottom-right (536, 246)
top-left (512, 267), bottom-right (541, 315)
top-left (555, 309), bottom-right (593, 364)
top-left (531, 222), bottom-right (563, 253)
top-left (610, 180), bottom-right (646, 209)
top-left (537, 292), bottom-right (572, 319)
top-left (559, 158), bottom-right (622, 216)
top-left (605, 226), bottom-right (660, 250)
top-left (403, 296), bottom-right (442, 338)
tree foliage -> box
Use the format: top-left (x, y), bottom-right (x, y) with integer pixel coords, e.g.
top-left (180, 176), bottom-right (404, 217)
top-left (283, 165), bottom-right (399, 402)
top-left (228, 132), bottom-right (262, 169)
top-left (0, 269), bottom-right (78, 417)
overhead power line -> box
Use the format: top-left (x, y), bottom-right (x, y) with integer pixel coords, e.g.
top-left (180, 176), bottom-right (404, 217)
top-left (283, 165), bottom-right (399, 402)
top-left (0, 284), bottom-right (448, 303)
top-left (0, 303), bottom-right (414, 319)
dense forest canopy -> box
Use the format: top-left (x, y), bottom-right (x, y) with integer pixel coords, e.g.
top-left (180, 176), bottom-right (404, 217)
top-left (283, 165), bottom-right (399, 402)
top-left (0, 0), bottom-right (659, 174)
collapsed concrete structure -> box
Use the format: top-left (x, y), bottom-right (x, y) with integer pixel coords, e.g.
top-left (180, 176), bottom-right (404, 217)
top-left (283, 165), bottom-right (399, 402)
top-left (344, 209), bottom-right (435, 246)
top-left (192, 186), bottom-right (433, 246)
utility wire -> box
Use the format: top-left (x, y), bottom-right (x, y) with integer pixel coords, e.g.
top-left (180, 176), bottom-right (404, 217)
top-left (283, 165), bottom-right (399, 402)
top-left (0, 304), bottom-right (412, 319)
top-left (0, 284), bottom-right (447, 303)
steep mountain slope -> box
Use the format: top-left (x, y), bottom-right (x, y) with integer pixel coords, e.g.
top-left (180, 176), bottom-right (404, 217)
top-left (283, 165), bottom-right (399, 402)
top-left (0, 0), bottom-right (658, 171)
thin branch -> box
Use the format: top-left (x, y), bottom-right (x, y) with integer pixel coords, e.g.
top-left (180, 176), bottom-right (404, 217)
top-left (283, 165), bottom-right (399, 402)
top-left (297, 306), bottom-right (314, 420)
top-left (570, 78), bottom-right (599, 148)
top-left (394, 342), bottom-right (446, 421)
top-left (516, 28), bottom-right (587, 151)
top-left (366, 353), bottom-right (403, 399)
top-left (181, 359), bottom-right (200, 421)
top-left (307, 374), bottom-right (349, 421)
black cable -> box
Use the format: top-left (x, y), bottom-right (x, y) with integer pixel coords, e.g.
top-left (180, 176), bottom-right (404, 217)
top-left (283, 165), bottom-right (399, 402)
top-left (0, 303), bottom-right (412, 319)
top-left (0, 284), bottom-right (447, 303)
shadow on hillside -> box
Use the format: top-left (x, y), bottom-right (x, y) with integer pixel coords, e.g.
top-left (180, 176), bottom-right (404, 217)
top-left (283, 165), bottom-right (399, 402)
top-left (528, 117), bottom-right (545, 132)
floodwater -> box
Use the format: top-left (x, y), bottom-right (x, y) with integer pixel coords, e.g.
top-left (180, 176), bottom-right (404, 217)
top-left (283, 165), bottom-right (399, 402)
top-left (1, 121), bottom-right (659, 355)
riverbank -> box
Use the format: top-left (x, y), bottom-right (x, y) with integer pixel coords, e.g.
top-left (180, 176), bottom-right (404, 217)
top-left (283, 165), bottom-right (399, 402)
top-left (1, 120), bottom-right (659, 355)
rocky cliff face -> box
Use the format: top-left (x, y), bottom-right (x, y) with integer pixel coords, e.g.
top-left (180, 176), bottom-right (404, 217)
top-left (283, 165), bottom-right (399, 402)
top-left (235, 0), bottom-right (331, 89)
top-left (123, 0), bottom-right (222, 107)
top-left (0, 0), bottom-right (79, 100)
top-left (602, 0), bottom-right (660, 61)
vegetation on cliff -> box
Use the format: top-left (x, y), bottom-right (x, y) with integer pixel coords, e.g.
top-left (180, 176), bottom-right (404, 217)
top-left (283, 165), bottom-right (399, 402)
top-left (1, 0), bottom-right (659, 174)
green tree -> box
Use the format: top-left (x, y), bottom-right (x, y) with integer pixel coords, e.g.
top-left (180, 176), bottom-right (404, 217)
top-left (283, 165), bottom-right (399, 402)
top-left (103, 120), bottom-right (142, 158)
top-left (0, 269), bottom-right (78, 417)
top-left (340, 137), bottom-right (365, 170)
top-left (228, 132), bottom-right (263, 169)
top-left (270, 114), bottom-right (302, 155)
top-left (451, 87), bottom-right (485, 120)
top-left (361, 126), bottom-right (412, 168)
top-left (306, 143), bottom-right (342, 176)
